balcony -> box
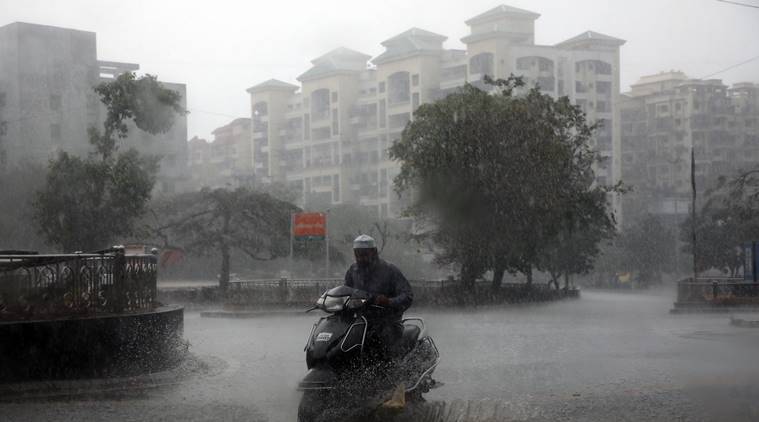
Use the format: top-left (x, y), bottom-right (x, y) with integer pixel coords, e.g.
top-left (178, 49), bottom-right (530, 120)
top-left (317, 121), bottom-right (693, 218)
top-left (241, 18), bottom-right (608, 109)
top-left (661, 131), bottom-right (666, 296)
top-left (439, 77), bottom-right (466, 91)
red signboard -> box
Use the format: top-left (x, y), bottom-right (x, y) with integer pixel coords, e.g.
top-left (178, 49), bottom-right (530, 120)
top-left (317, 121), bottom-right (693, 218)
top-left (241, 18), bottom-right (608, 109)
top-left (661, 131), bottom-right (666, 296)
top-left (293, 212), bottom-right (326, 238)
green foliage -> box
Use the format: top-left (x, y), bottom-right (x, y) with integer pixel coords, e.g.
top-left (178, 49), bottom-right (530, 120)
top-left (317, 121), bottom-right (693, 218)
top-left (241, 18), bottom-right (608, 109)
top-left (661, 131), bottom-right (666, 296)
top-left (317, 204), bottom-right (436, 279)
top-left (33, 73), bottom-right (182, 252)
top-left (146, 187), bottom-right (299, 289)
top-left (34, 150), bottom-right (158, 252)
top-left (620, 214), bottom-right (678, 284)
top-left (0, 163), bottom-right (49, 251)
top-left (680, 170), bottom-right (759, 277)
top-left (92, 73), bottom-right (185, 158)
top-left (390, 76), bottom-right (620, 286)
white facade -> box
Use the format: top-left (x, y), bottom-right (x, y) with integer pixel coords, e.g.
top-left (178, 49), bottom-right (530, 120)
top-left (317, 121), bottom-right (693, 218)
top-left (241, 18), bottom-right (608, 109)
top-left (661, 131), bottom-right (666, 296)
top-left (247, 5), bottom-right (625, 218)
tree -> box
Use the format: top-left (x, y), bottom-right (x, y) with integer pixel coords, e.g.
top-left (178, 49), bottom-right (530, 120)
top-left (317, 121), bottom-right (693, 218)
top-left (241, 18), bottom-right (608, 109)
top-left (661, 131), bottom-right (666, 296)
top-left (33, 73), bottom-right (184, 252)
top-left (620, 214), bottom-right (678, 285)
top-left (537, 196), bottom-right (616, 290)
top-left (0, 163), bottom-right (49, 251)
top-left (147, 187), bottom-right (298, 290)
top-left (390, 76), bottom-right (620, 288)
top-left (679, 171), bottom-right (759, 277)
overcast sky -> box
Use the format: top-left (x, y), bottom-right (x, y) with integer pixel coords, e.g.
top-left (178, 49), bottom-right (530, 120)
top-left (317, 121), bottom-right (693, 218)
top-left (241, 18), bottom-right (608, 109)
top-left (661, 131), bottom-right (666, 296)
top-left (2, 0), bottom-right (758, 140)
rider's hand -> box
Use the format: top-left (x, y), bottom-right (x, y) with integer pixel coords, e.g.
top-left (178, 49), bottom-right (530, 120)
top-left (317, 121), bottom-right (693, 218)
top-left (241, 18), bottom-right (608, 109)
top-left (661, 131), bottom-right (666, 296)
top-left (374, 295), bottom-right (390, 307)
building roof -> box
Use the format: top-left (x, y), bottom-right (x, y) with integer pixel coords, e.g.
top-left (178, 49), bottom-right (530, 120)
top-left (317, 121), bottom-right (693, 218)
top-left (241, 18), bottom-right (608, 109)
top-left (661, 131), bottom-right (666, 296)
top-left (246, 79), bottom-right (299, 94)
top-left (555, 31), bottom-right (626, 48)
top-left (373, 27), bottom-right (447, 65)
top-left (0, 21), bottom-right (96, 36)
top-left (212, 117), bottom-right (251, 135)
top-left (297, 47), bottom-right (370, 82)
top-left (381, 27), bottom-right (447, 46)
top-left (188, 136), bottom-right (210, 147)
top-left (632, 71), bottom-right (688, 87)
top-left (465, 5), bottom-right (541, 26)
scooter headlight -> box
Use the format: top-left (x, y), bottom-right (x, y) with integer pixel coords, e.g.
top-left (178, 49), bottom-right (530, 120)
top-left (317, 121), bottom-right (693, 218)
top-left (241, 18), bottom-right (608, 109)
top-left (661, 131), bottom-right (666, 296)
top-left (323, 295), bottom-right (348, 312)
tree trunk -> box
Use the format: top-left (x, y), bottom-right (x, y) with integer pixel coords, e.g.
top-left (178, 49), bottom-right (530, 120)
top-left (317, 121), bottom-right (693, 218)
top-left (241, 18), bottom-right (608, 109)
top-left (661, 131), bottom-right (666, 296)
top-left (461, 262), bottom-right (477, 289)
top-left (563, 273), bottom-right (570, 291)
top-left (525, 267), bottom-right (533, 287)
top-left (492, 266), bottom-right (505, 290)
top-left (549, 272), bottom-right (560, 290)
top-left (219, 243), bottom-right (230, 291)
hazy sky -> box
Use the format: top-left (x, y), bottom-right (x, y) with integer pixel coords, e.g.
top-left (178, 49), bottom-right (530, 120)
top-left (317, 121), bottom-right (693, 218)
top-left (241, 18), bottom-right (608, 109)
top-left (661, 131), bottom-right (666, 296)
top-left (1, 0), bottom-right (758, 140)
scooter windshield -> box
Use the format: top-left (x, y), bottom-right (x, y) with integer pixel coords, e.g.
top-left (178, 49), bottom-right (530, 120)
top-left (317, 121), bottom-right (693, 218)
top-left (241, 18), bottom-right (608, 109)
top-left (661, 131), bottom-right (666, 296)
top-left (319, 295), bottom-right (348, 312)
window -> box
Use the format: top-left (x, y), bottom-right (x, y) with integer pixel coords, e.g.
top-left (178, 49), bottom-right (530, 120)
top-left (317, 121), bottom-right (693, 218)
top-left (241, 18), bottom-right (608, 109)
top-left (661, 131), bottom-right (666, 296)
top-left (387, 72), bottom-right (410, 105)
top-left (412, 74), bottom-right (419, 87)
top-left (412, 92), bottom-right (420, 109)
top-left (50, 123), bottom-right (61, 141)
top-left (253, 101), bottom-right (268, 117)
top-left (310, 89), bottom-right (330, 120)
top-left (469, 52), bottom-right (494, 78)
top-left (596, 81), bottom-right (611, 95)
top-left (378, 82), bottom-right (385, 93)
top-left (332, 108), bottom-right (339, 135)
top-left (331, 92), bottom-right (338, 103)
top-left (49, 94), bottom-right (62, 111)
top-left (388, 113), bottom-right (410, 130)
top-left (303, 114), bottom-right (310, 139)
top-left (333, 175), bottom-right (340, 202)
top-left (379, 100), bottom-right (386, 128)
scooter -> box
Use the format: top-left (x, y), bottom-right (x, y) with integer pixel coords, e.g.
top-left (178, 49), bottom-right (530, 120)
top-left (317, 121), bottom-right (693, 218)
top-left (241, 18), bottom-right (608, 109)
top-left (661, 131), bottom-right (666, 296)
top-left (297, 285), bottom-right (440, 422)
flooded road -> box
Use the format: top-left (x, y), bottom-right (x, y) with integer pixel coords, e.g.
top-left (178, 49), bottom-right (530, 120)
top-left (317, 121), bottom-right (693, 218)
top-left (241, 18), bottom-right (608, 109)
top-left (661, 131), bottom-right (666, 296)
top-left (2, 289), bottom-right (759, 421)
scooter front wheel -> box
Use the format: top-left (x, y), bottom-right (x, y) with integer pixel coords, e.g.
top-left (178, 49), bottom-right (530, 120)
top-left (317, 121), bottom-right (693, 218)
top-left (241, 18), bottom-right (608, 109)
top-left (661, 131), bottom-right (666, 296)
top-left (297, 390), bottom-right (328, 422)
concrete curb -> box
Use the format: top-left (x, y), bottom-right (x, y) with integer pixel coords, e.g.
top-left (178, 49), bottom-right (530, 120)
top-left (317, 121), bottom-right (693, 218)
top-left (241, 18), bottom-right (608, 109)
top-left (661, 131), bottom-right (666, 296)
top-left (200, 309), bottom-right (306, 318)
top-left (730, 314), bottom-right (759, 328)
top-left (0, 354), bottom-right (222, 401)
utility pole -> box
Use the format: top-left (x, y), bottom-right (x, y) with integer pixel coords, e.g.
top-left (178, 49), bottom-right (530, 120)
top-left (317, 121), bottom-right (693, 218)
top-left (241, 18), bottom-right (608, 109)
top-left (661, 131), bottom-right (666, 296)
top-left (691, 146), bottom-right (698, 282)
top-left (324, 211), bottom-right (330, 277)
top-left (289, 212), bottom-right (294, 277)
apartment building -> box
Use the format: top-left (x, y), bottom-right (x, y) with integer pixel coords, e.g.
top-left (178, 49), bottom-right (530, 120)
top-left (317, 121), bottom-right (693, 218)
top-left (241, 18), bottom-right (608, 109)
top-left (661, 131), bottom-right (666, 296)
top-left (0, 22), bottom-right (188, 194)
top-left (187, 117), bottom-right (253, 190)
top-left (247, 5), bottom-right (625, 218)
top-left (620, 71), bottom-right (759, 225)
top-left (0, 22), bottom-right (100, 170)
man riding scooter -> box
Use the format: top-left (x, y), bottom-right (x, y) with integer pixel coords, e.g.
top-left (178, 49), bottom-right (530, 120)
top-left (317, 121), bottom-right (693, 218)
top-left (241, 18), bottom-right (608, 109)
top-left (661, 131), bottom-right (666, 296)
top-left (344, 234), bottom-right (413, 359)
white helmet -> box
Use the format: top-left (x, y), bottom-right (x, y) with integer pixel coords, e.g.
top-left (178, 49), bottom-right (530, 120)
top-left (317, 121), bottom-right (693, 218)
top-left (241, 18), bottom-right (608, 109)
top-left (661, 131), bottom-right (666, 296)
top-left (353, 234), bottom-right (377, 249)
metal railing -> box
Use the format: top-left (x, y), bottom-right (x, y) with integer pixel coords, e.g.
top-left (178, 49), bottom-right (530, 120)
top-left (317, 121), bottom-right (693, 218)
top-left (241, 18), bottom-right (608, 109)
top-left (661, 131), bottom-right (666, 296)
top-left (228, 277), bottom-right (556, 290)
top-left (676, 277), bottom-right (759, 305)
top-left (0, 250), bottom-right (158, 317)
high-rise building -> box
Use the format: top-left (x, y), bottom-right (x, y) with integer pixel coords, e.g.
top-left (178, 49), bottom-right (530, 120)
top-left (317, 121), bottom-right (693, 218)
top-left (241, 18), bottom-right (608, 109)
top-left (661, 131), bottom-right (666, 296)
top-left (0, 22), bottom-right (188, 194)
top-left (247, 5), bottom-right (626, 218)
top-left (187, 118), bottom-right (253, 190)
top-left (0, 22), bottom-right (100, 169)
top-left (620, 71), bottom-right (759, 225)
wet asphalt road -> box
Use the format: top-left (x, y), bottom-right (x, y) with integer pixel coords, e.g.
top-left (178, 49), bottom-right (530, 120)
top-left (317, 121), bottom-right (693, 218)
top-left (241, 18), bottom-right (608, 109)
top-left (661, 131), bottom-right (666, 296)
top-left (2, 289), bottom-right (759, 421)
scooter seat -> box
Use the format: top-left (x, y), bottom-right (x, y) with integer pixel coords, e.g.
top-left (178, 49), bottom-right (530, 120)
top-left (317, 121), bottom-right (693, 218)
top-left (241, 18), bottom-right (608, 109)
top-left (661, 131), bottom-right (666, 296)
top-left (399, 324), bottom-right (421, 354)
